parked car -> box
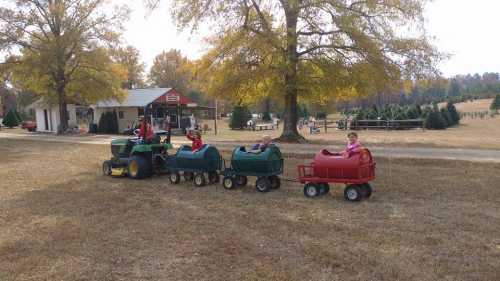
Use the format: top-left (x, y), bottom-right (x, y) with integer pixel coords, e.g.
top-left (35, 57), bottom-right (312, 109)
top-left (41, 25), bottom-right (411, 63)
top-left (21, 121), bottom-right (37, 132)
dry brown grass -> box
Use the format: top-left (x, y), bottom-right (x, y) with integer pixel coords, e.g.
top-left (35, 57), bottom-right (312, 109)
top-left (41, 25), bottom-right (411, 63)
top-left (1, 139), bottom-right (500, 280)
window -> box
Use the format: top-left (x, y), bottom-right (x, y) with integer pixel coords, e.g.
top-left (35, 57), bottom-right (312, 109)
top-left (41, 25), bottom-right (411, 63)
top-left (118, 111), bottom-right (124, 119)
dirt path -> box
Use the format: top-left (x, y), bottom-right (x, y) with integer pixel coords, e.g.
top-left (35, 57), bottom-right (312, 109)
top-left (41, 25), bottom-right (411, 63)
top-left (1, 131), bottom-right (499, 163)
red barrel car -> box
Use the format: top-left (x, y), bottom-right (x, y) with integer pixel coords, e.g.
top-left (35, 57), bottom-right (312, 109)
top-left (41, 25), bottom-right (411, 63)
top-left (297, 148), bottom-right (376, 201)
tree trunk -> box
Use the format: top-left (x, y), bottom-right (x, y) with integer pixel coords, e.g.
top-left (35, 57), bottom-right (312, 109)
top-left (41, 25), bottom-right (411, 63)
top-left (278, 4), bottom-right (305, 143)
top-left (57, 83), bottom-right (68, 134)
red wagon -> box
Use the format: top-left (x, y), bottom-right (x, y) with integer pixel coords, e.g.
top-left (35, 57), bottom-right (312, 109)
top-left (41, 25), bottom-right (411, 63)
top-left (297, 148), bottom-right (376, 201)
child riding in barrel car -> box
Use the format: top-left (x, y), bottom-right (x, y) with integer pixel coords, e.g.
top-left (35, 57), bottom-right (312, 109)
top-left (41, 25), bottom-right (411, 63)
top-left (186, 130), bottom-right (203, 152)
top-left (250, 135), bottom-right (273, 153)
top-left (339, 132), bottom-right (362, 158)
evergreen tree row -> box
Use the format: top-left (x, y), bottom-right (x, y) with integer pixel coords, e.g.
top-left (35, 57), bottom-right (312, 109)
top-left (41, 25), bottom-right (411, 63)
top-left (344, 102), bottom-right (460, 130)
top-left (2, 109), bottom-right (23, 128)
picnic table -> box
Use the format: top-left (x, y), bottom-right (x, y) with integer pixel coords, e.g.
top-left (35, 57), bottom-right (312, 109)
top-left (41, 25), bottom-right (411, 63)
top-left (253, 123), bottom-right (276, 130)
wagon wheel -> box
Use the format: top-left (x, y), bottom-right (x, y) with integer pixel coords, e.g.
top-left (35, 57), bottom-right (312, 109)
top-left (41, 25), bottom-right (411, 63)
top-left (235, 175), bottom-right (248, 186)
top-left (102, 160), bottom-right (112, 176)
top-left (169, 172), bottom-right (181, 184)
top-left (184, 172), bottom-right (194, 181)
top-left (269, 176), bottom-right (281, 189)
top-left (208, 172), bottom-right (219, 184)
top-left (194, 173), bottom-right (206, 187)
top-left (319, 183), bottom-right (330, 195)
top-left (344, 185), bottom-right (362, 202)
top-left (255, 177), bottom-right (271, 193)
top-left (303, 183), bottom-right (320, 198)
top-left (361, 183), bottom-right (372, 198)
top-left (222, 176), bottom-right (235, 190)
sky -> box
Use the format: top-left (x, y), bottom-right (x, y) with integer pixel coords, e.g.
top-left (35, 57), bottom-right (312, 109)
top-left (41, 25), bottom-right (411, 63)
top-left (120, 0), bottom-right (500, 78)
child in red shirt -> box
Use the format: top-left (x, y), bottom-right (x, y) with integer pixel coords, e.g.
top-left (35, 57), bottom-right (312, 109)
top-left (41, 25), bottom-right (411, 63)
top-left (186, 130), bottom-right (203, 151)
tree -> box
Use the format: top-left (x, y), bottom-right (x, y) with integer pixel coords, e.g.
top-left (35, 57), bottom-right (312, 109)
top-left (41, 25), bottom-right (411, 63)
top-left (112, 46), bottom-right (146, 89)
top-left (446, 102), bottom-right (460, 125)
top-left (490, 94), bottom-right (500, 111)
top-left (230, 105), bottom-right (252, 130)
top-left (2, 109), bottom-right (19, 128)
top-left (148, 0), bottom-right (441, 142)
top-left (149, 49), bottom-right (192, 94)
top-left (448, 79), bottom-right (461, 97)
top-left (0, 0), bottom-right (129, 134)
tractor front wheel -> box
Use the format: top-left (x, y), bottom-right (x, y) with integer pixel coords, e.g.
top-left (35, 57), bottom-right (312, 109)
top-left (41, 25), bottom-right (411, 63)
top-left (128, 155), bottom-right (150, 179)
top-left (102, 160), bottom-right (112, 176)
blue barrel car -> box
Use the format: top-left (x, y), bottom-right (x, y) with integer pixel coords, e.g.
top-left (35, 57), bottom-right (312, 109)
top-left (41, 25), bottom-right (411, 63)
top-left (222, 144), bottom-right (284, 192)
top-left (167, 144), bottom-right (222, 186)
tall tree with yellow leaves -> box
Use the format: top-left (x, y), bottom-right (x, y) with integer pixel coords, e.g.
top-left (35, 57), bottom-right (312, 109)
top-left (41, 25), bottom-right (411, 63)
top-left (148, 0), bottom-right (442, 142)
top-left (0, 0), bottom-right (129, 133)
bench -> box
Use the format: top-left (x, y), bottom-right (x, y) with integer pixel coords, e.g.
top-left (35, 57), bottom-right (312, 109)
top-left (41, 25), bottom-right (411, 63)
top-left (254, 123), bottom-right (276, 131)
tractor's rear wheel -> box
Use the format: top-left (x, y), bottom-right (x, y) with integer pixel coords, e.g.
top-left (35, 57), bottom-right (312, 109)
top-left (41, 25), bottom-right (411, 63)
top-left (304, 183), bottom-right (320, 198)
top-left (102, 160), bottom-right (112, 176)
top-left (128, 155), bottom-right (150, 179)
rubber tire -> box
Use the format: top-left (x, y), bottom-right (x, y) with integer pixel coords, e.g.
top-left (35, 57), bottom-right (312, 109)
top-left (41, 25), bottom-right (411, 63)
top-left (344, 185), bottom-right (363, 202)
top-left (208, 172), bottom-right (219, 184)
top-left (102, 160), bottom-right (112, 176)
top-left (269, 176), bottom-right (281, 189)
top-left (255, 177), bottom-right (271, 193)
top-left (235, 175), bottom-right (248, 186)
top-left (194, 173), bottom-right (206, 187)
top-left (184, 172), bottom-right (194, 181)
top-left (362, 183), bottom-right (372, 198)
top-left (169, 172), bottom-right (181, 184)
top-left (319, 183), bottom-right (330, 195)
top-left (303, 183), bottom-right (320, 198)
top-left (128, 155), bottom-right (150, 179)
top-left (222, 176), bottom-right (235, 190)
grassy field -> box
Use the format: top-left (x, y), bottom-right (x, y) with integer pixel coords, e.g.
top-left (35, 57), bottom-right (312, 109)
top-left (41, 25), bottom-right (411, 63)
top-left (1, 139), bottom-right (500, 280)
top-left (197, 99), bottom-right (500, 149)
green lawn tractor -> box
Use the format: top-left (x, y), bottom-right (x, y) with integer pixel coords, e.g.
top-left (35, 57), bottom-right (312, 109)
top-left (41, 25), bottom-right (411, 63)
top-left (102, 131), bottom-right (173, 179)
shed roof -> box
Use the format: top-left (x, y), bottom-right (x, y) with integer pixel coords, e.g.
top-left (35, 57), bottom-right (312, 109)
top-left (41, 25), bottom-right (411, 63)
top-left (96, 88), bottom-right (172, 108)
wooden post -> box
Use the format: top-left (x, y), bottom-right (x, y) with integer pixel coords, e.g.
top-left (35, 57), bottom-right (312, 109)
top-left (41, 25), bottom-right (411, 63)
top-left (214, 99), bottom-right (218, 135)
top-left (324, 118), bottom-right (327, 133)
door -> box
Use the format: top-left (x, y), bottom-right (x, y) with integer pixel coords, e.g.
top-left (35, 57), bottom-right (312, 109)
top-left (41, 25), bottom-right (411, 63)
top-left (43, 109), bottom-right (49, 131)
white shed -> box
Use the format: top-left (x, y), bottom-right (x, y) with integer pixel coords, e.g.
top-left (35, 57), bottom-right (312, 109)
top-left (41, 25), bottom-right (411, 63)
top-left (31, 100), bottom-right (77, 133)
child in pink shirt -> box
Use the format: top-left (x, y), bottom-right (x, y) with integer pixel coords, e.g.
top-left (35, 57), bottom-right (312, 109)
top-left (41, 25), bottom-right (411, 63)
top-left (341, 132), bottom-right (362, 158)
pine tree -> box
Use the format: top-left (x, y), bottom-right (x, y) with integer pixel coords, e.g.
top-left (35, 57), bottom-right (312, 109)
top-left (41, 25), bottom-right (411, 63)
top-left (440, 107), bottom-right (452, 127)
top-left (490, 94), bottom-right (500, 111)
top-left (425, 109), bottom-right (447, 129)
top-left (446, 102), bottom-right (460, 125)
top-left (230, 105), bottom-right (252, 129)
top-left (2, 109), bottom-right (20, 128)
top-left (262, 111), bottom-right (272, 122)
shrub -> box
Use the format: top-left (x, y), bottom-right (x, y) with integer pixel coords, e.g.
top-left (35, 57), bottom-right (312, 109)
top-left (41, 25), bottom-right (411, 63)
top-left (446, 102), bottom-right (460, 125)
top-left (490, 94), bottom-right (500, 111)
top-left (2, 109), bottom-right (20, 128)
top-left (425, 110), bottom-right (447, 129)
top-left (98, 111), bottom-right (119, 134)
top-left (230, 105), bottom-right (252, 129)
